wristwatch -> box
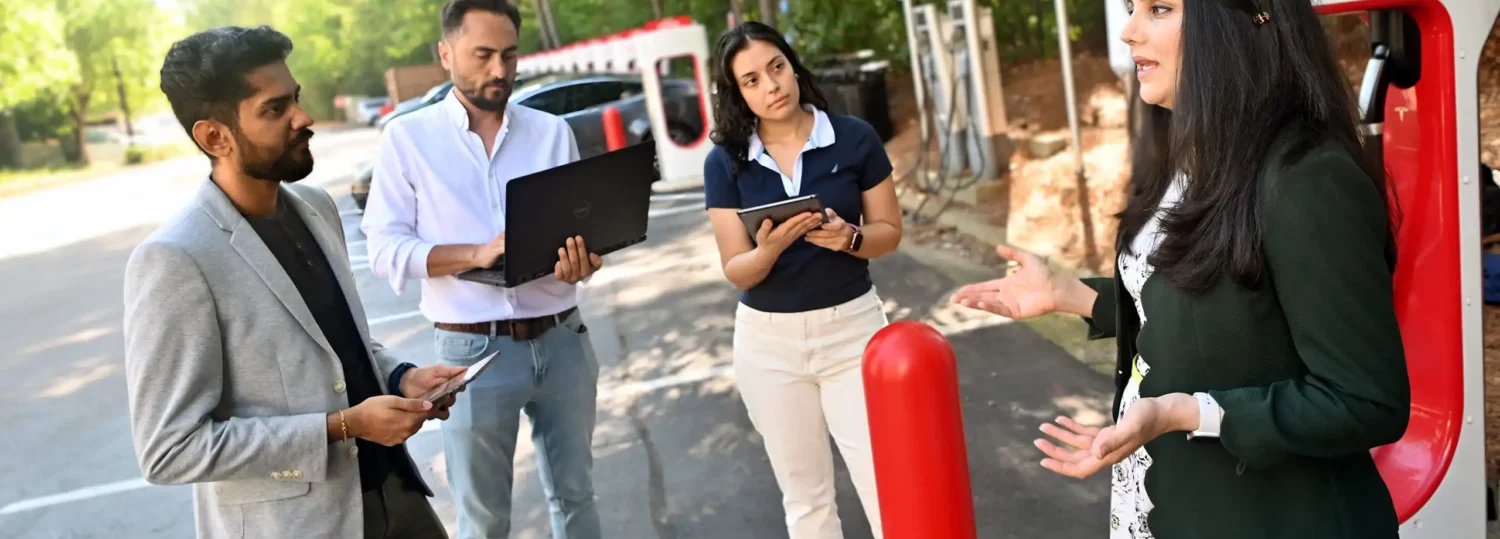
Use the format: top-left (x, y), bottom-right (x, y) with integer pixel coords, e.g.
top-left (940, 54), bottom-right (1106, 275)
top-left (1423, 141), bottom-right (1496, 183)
top-left (844, 224), bottom-right (863, 253)
top-left (1185, 392), bottom-right (1224, 440)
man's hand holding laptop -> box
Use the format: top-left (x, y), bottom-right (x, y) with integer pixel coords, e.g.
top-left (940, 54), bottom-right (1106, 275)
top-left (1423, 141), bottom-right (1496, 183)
top-left (457, 232), bottom-right (601, 284)
top-left (555, 235), bottom-right (603, 284)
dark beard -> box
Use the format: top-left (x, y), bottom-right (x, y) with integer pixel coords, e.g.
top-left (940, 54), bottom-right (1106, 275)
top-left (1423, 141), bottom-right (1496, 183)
top-left (239, 129), bottom-right (315, 183)
top-left (460, 79), bottom-right (512, 112)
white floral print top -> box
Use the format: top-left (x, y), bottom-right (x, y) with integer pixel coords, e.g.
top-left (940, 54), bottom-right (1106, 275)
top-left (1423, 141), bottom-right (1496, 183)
top-left (1110, 175), bottom-right (1186, 539)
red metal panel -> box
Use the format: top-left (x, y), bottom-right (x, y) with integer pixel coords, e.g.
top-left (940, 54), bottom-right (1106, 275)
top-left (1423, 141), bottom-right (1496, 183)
top-left (1316, 0), bottom-right (1461, 523)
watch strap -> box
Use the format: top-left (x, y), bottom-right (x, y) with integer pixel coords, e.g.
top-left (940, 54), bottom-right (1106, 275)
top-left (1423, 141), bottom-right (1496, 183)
top-left (844, 223), bottom-right (862, 252)
top-left (1186, 392), bottom-right (1223, 440)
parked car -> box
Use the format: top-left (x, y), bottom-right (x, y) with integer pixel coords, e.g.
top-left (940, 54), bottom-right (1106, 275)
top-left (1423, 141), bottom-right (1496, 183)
top-left (351, 73), bottom-right (704, 210)
top-left (354, 97), bottom-right (390, 126)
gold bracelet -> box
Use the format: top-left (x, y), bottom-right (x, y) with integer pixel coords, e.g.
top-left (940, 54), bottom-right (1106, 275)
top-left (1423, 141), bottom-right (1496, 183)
top-left (338, 410), bottom-right (349, 442)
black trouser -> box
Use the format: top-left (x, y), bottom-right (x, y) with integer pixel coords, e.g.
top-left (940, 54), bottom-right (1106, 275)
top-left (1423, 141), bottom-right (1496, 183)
top-left (362, 472), bottom-right (447, 539)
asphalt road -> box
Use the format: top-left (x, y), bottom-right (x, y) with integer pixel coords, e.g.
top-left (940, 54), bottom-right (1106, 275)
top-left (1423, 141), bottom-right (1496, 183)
top-left (0, 125), bottom-right (1113, 538)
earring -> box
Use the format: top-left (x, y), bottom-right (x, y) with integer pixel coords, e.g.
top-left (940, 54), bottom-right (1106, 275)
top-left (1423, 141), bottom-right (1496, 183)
top-left (1253, 12), bottom-right (1271, 25)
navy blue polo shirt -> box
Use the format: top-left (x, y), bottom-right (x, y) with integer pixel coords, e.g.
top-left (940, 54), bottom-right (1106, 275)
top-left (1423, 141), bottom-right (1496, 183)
top-left (703, 109), bottom-right (894, 313)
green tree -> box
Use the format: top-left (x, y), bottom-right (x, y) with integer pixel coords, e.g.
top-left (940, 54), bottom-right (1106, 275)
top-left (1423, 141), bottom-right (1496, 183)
top-left (55, 0), bottom-right (167, 164)
top-left (0, 0), bottom-right (76, 168)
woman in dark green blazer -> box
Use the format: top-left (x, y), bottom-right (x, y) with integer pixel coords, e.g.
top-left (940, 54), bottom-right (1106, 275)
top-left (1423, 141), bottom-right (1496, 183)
top-left (952, 0), bottom-right (1410, 537)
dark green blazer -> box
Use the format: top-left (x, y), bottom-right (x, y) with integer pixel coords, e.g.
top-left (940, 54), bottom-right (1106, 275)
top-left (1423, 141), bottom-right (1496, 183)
top-left (1080, 134), bottom-right (1411, 538)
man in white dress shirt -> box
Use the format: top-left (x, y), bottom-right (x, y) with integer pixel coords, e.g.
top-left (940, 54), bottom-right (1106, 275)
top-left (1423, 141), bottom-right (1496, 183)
top-left (360, 1), bottom-right (605, 537)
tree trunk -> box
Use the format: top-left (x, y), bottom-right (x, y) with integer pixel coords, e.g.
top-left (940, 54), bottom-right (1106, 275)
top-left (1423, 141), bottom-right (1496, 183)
top-left (536, 0), bottom-right (562, 48)
top-left (759, 0), bottom-right (777, 28)
top-left (727, 0), bottom-right (743, 26)
top-left (0, 112), bottom-right (22, 169)
top-left (113, 53), bottom-right (135, 141)
top-left (650, 0), bottom-right (663, 19)
top-left (65, 92), bottom-right (90, 165)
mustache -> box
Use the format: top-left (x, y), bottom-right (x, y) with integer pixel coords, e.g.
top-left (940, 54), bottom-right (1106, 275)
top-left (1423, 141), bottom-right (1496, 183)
top-left (291, 129), bottom-right (314, 146)
top-left (483, 79), bottom-right (510, 90)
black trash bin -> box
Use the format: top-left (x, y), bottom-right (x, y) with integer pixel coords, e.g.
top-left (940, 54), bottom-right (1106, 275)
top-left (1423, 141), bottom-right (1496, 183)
top-left (812, 58), bottom-right (894, 142)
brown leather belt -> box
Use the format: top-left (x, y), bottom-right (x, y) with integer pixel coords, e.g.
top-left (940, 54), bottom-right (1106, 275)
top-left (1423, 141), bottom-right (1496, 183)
top-left (434, 307), bottom-right (577, 341)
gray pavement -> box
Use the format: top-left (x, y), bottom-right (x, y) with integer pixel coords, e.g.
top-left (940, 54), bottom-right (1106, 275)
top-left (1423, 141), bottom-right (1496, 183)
top-left (0, 127), bottom-right (1112, 538)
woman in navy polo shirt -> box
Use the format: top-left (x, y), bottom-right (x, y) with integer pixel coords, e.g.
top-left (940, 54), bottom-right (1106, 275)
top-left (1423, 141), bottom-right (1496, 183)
top-left (702, 22), bottom-right (903, 539)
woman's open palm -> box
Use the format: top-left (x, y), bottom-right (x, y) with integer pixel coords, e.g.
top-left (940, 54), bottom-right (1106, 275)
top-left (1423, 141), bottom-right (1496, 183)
top-left (951, 245), bottom-right (1060, 320)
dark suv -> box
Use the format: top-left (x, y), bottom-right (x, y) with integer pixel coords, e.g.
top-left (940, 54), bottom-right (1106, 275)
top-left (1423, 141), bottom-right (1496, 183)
top-left (351, 73), bottom-right (704, 210)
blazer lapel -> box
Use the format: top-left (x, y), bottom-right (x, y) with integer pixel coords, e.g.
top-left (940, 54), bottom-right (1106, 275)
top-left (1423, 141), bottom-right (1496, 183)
top-left (197, 179), bottom-right (338, 362)
top-left (281, 187), bottom-right (374, 345)
top-left (281, 185), bottom-right (390, 393)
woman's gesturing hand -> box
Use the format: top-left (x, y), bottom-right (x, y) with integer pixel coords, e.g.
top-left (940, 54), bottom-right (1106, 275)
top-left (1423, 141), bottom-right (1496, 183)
top-left (952, 245), bottom-right (1063, 319)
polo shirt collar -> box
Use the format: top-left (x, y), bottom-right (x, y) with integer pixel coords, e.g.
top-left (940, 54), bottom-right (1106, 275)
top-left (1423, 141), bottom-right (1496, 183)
top-left (747, 104), bottom-right (835, 160)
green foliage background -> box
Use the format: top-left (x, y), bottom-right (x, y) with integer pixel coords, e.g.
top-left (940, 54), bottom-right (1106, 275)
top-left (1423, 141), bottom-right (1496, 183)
top-left (0, 0), bottom-right (1110, 151)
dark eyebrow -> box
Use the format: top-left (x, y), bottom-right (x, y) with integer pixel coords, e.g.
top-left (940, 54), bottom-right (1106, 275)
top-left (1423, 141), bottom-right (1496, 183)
top-left (261, 85), bottom-right (301, 112)
top-left (475, 45), bottom-right (519, 54)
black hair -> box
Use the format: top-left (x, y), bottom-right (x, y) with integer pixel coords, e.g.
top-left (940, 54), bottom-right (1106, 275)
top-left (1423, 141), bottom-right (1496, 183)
top-left (709, 22), bottom-right (829, 172)
top-left (158, 25), bottom-right (293, 155)
top-left (1120, 0), bottom-right (1392, 293)
top-left (442, 0), bottom-right (523, 38)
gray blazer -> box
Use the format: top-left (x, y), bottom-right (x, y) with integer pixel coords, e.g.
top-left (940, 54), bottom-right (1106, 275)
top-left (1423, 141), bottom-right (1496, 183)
top-left (122, 179), bottom-right (430, 538)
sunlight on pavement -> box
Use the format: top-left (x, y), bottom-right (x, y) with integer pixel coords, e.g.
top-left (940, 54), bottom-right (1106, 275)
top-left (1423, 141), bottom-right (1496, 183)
top-left (20, 326), bottom-right (113, 357)
top-left (0, 129), bottom-right (377, 262)
top-left (40, 361), bottom-right (117, 399)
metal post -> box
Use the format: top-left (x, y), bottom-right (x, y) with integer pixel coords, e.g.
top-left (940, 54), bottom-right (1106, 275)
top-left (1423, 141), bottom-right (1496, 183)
top-left (1053, 0), bottom-right (1083, 174)
top-left (1053, 0), bottom-right (1098, 270)
top-left (900, 0), bottom-right (929, 144)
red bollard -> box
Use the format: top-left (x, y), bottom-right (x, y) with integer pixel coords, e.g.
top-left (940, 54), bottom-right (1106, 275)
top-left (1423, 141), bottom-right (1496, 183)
top-left (602, 105), bottom-right (627, 152)
top-left (863, 320), bottom-right (977, 539)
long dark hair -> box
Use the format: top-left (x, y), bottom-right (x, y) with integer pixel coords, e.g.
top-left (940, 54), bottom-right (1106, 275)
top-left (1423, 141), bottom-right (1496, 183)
top-left (709, 22), bottom-right (829, 172)
top-left (1121, 0), bottom-right (1393, 293)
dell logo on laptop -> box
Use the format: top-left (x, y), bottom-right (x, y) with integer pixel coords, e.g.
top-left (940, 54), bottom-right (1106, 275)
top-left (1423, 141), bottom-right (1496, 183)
top-left (574, 201), bottom-right (592, 219)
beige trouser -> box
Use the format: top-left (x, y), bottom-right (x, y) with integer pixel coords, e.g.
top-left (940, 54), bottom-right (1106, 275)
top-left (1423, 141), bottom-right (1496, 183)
top-left (733, 288), bottom-right (888, 539)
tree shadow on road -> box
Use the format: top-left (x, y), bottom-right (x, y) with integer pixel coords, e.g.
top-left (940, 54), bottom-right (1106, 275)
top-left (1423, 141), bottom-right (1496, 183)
top-left (529, 240), bottom-right (1114, 539)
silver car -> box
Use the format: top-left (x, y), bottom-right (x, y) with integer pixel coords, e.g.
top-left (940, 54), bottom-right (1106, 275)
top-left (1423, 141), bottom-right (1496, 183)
top-left (352, 73), bottom-right (704, 209)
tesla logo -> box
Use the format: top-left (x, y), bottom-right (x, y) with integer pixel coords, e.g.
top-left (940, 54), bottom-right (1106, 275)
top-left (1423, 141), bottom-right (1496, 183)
top-left (1395, 106), bottom-right (1409, 121)
top-left (574, 201), bottom-right (592, 219)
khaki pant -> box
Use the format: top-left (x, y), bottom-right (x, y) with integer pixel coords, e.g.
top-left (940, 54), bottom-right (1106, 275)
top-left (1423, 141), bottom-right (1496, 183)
top-left (733, 288), bottom-right (888, 539)
top-left (362, 472), bottom-right (448, 539)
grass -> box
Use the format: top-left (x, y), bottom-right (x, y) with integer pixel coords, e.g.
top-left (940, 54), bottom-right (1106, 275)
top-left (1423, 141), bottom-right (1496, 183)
top-left (0, 140), bottom-right (196, 199)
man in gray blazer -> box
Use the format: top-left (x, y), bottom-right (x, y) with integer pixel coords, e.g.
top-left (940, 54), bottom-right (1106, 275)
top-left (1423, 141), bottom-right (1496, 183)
top-left (124, 26), bottom-right (467, 539)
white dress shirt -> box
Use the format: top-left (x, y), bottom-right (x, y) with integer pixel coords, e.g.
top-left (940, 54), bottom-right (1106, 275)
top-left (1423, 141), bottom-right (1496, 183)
top-left (361, 91), bottom-right (581, 324)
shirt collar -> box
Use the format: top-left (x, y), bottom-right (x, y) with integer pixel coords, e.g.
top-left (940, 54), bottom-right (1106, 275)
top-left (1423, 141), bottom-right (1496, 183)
top-left (747, 105), bottom-right (835, 160)
top-left (442, 88), bottom-right (511, 139)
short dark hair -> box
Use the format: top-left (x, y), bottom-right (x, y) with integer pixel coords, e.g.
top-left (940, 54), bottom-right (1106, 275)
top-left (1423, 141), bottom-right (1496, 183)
top-left (441, 0), bottom-right (523, 38)
top-left (159, 26), bottom-right (293, 148)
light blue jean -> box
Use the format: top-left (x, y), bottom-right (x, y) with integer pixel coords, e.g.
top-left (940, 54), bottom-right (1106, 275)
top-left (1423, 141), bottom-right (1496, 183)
top-left (434, 310), bottom-right (601, 539)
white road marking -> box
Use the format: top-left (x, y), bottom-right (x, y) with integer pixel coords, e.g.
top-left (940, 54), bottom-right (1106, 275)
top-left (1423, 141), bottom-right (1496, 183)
top-left (647, 205), bottom-right (702, 219)
top-left (350, 262), bottom-right (371, 272)
top-left (348, 254), bottom-right (369, 263)
top-left (648, 193), bottom-right (705, 202)
top-left (414, 365), bottom-right (736, 437)
top-left (339, 209), bottom-right (363, 217)
top-left (0, 366), bottom-right (739, 515)
top-left (347, 240), bottom-right (366, 248)
top-left (0, 478), bottom-right (151, 515)
top-left (368, 310), bottom-right (425, 326)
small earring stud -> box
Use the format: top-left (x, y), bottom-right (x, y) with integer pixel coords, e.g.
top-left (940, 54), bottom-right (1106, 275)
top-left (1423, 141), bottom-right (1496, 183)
top-left (1253, 12), bottom-right (1271, 25)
